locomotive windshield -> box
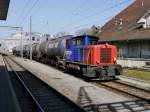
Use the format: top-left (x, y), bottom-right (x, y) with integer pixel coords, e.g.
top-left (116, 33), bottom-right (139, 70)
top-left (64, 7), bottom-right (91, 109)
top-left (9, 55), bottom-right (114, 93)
top-left (88, 37), bottom-right (98, 45)
top-left (72, 39), bottom-right (82, 46)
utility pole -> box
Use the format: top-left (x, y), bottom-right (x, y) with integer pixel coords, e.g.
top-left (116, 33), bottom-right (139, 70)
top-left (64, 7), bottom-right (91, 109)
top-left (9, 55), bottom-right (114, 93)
top-left (30, 16), bottom-right (32, 60)
top-left (20, 27), bottom-right (23, 58)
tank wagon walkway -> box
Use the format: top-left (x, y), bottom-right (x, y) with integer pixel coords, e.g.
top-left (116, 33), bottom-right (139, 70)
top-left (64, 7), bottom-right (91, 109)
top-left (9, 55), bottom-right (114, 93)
top-left (12, 56), bottom-right (150, 112)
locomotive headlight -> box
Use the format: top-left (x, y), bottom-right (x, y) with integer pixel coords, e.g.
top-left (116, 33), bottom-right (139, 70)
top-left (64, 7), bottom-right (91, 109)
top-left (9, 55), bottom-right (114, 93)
top-left (114, 57), bottom-right (117, 64)
top-left (96, 61), bottom-right (100, 64)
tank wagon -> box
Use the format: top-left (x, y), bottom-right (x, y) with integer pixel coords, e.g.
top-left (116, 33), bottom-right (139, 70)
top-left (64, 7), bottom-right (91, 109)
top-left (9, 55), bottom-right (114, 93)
top-left (12, 47), bottom-right (16, 55)
top-left (12, 46), bottom-right (21, 56)
top-left (39, 35), bottom-right (71, 66)
top-left (23, 45), bottom-right (30, 58)
top-left (32, 43), bottom-right (40, 60)
top-left (12, 35), bottom-right (122, 80)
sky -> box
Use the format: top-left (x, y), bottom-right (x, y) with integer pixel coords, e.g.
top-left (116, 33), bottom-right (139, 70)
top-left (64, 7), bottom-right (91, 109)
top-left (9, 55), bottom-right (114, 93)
top-left (0, 0), bottom-right (135, 43)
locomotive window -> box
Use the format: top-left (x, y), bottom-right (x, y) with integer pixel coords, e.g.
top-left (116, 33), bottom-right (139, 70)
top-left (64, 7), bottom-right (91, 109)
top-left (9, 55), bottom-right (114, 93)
top-left (73, 40), bottom-right (76, 45)
top-left (89, 38), bottom-right (97, 45)
top-left (73, 38), bottom-right (82, 46)
top-left (76, 39), bottom-right (81, 45)
top-left (66, 39), bottom-right (70, 49)
top-left (89, 41), bottom-right (97, 45)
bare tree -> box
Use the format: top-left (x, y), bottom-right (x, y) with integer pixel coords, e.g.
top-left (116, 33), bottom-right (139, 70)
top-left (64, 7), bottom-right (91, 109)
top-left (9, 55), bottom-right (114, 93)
top-left (75, 25), bottom-right (101, 36)
top-left (54, 31), bottom-right (70, 37)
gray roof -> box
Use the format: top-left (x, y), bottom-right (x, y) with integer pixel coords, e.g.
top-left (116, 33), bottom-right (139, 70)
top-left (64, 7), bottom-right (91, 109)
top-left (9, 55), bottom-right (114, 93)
top-left (0, 0), bottom-right (10, 20)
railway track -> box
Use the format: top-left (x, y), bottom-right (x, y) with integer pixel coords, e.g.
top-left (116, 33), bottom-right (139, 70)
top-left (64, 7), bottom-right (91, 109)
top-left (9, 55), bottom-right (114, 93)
top-left (28, 57), bottom-right (150, 102)
top-left (95, 80), bottom-right (150, 101)
top-left (3, 56), bottom-right (86, 112)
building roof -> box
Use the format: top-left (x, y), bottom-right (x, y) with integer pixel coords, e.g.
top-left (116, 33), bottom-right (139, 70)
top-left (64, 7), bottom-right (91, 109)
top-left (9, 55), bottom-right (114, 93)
top-left (0, 0), bottom-right (10, 20)
top-left (98, 0), bottom-right (150, 42)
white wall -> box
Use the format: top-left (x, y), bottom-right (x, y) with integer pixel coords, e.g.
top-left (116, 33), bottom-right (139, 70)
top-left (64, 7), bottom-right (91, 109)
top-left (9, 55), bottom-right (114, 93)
top-left (117, 59), bottom-right (146, 68)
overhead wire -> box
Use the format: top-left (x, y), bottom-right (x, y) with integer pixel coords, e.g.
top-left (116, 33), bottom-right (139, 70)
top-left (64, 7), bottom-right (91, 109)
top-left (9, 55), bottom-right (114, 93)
top-left (31, 0), bottom-right (48, 16)
top-left (73, 0), bottom-right (109, 16)
top-left (33, 21), bottom-right (48, 32)
top-left (32, 0), bottom-right (91, 33)
top-left (56, 0), bottom-right (132, 32)
top-left (72, 16), bottom-right (112, 30)
top-left (15, 0), bottom-right (31, 25)
top-left (61, 0), bottom-right (91, 19)
top-left (67, 0), bottom-right (91, 16)
top-left (19, 0), bottom-right (41, 26)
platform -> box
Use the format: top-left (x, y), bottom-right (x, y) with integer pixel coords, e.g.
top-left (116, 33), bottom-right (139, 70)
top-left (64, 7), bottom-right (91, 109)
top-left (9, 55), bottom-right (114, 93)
top-left (12, 57), bottom-right (128, 102)
top-left (0, 55), bottom-right (20, 112)
top-left (12, 56), bottom-right (150, 111)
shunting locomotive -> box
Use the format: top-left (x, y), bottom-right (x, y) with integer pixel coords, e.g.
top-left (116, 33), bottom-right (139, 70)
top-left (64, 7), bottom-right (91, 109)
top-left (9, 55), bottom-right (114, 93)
top-left (65, 35), bottom-right (122, 80)
top-left (12, 35), bottom-right (122, 80)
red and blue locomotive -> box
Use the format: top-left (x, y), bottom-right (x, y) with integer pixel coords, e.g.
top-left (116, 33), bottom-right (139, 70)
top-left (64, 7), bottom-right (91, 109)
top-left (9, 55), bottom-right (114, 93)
top-left (65, 35), bottom-right (122, 80)
top-left (12, 35), bottom-right (122, 80)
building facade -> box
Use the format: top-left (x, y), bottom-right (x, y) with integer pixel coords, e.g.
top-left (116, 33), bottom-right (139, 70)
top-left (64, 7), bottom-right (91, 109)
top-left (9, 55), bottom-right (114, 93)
top-left (4, 32), bottom-right (42, 53)
top-left (97, 0), bottom-right (150, 59)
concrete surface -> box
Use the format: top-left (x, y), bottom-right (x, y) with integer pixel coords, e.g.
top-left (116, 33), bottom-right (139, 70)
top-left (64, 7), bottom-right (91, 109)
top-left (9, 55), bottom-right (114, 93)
top-left (118, 76), bottom-right (150, 90)
top-left (12, 57), bottom-right (150, 111)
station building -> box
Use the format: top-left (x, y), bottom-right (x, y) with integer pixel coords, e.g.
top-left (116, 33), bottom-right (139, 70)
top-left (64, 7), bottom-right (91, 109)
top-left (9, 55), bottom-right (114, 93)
top-left (98, 0), bottom-right (150, 60)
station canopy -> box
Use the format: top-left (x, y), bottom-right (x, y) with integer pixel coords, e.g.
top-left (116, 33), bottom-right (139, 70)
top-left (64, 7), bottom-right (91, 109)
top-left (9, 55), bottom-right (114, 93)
top-left (0, 0), bottom-right (10, 20)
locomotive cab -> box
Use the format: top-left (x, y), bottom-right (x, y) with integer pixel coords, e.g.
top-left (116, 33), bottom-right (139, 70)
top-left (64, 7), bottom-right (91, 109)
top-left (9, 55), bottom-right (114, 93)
top-left (66, 35), bottom-right (98, 62)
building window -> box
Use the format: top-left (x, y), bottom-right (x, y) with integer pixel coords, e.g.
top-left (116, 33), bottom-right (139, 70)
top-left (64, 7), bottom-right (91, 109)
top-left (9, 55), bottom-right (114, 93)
top-left (146, 16), bottom-right (150, 27)
top-left (32, 37), bottom-right (35, 41)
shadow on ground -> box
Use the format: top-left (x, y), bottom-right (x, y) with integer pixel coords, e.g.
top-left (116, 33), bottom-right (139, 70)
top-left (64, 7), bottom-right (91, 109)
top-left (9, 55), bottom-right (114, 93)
top-left (77, 86), bottom-right (150, 112)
